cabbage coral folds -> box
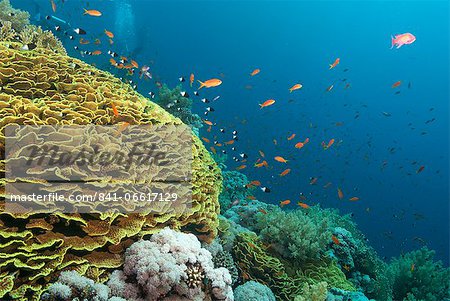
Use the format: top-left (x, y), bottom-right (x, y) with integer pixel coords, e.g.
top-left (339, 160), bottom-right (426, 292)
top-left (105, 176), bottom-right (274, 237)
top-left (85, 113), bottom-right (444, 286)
top-left (0, 18), bottom-right (222, 300)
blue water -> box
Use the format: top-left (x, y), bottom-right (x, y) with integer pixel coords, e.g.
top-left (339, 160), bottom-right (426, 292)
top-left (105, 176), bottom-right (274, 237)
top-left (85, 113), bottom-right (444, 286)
top-left (15, 0), bottom-right (449, 264)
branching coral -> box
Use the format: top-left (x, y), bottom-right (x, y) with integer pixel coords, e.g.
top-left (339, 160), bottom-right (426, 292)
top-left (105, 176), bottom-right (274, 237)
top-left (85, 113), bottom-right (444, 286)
top-left (107, 228), bottom-right (234, 301)
top-left (40, 271), bottom-right (126, 301)
top-left (156, 84), bottom-right (203, 133)
top-left (0, 0), bottom-right (30, 32)
top-left (234, 281), bottom-right (276, 301)
top-left (387, 247), bottom-right (450, 301)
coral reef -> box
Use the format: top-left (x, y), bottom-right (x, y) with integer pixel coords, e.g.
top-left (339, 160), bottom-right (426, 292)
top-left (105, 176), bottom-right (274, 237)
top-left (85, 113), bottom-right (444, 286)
top-left (219, 171), bottom-right (251, 213)
top-left (156, 84), bottom-right (203, 134)
top-left (253, 206), bottom-right (331, 262)
top-left (294, 282), bottom-right (327, 301)
top-left (232, 232), bottom-right (303, 300)
top-left (387, 247), bottom-right (450, 301)
top-left (0, 22), bottom-right (221, 300)
top-left (327, 288), bottom-right (371, 301)
top-left (0, 0), bottom-right (30, 32)
top-left (40, 271), bottom-right (126, 301)
top-left (233, 281), bottom-right (276, 301)
top-left (106, 228), bottom-right (233, 301)
top-left (203, 238), bottom-right (239, 285)
top-left (0, 0), bottom-right (65, 54)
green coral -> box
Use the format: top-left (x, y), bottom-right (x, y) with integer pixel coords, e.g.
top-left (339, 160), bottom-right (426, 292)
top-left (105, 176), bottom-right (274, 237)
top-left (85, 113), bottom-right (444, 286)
top-left (296, 259), bottom-right (355, 292)
top-left (387, 247), bottom-right (450, 301)
top-left (156, 84), bottom-right (202, 133)
top-left (219, 171), bottom-right (250, 213)
top-left (253, 206), bottom-right (331, 262)
top-left (232, 232), bottom-right (302, 300)
top-left (0, 0), bottom-right (30, 32)
top-left (294, 282), bottom-right (327, 301)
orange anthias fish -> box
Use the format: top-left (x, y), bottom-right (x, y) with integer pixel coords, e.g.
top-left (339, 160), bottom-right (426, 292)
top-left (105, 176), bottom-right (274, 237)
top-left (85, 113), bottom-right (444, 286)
top-left (250, 68), bottom-right (260, 76)
top-left (50, 0), bottom-right (56, 12)
top-left (210, 146), bottom-right (216, 154)
top-left (79, 38), bottom-right (90, 45)
top-left (236, 165), bottom-right (247, 170)
top-left (111, 102), bottom-right (119, 117)
top-left (198, 78), bottom-right (222, 89)
top-left (105, 29), bottom-right (114, 39)
top-left (249, 180), bottom-right (261, 187)
top-left (349, 197), bottom-right (359, 201)
top-left (254, 160), bottom-right (268, 168)
top-left (391, 33), bottom-right (416, 49)
top-left (287, 133), bottom-right (296, 140)
top-left (392, 81), bottom-right (401, 88)
top-left (190, 73), bottom-right (194, 87)
top-left (83, 9), bottom-right (102, 17)
top-left (309, 177), bottom-right (318, 185)
top-left (203, 120), bottom-right (213, 126)
top-left (295, 142), bottom-right (304, 149)
top-left (337, 188), bottom-right (344, 200)
top-left (410, 263), bottom-right (415, 272)
top-left (225, 140), bottom-right (235, 145)
top-left (289, 83), bottom-right (302, 93)
top-left (332, 235), bottom-right (341, 245)
top-left (274, 156), bottom-right (288, 163)
top-left (91, 50), bottom-right (102, 55)
top-left (131, 60), bottom-right (139, 68)
top-left (322, 138), bottom-right (335, 149)
top-left (329, 58), bottom-right (340, 69)
top-left (279, 200), bottom-right (291, 207)
top-left (280, 169), bottom-right (291, 176)
top-left (304, 137), bottom-right (310, 144)
top-left (259, 150), bottom-right (265, 157)
top-left (201, 137), bottom-right (210, 143)
top-left (297, 202), bottom-right (310, 209)
top-left (259, 99), bottom-right (275, 109)
top-left (416, 165), bottom-right (425, 173)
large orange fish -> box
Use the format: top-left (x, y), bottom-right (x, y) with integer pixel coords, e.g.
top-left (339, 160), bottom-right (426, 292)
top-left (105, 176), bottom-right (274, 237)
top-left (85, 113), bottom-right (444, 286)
top-left (274, 156), bottom-right (288, 163)
top-left (250, 68), bottom-right (260, 76)
top-left (198, 78), bottom-right (222, 89)
top-left (391, 33), bottom-right (416, 49)
top-left (329, 58), bottom-right (340, 69)
top-left (289, 83), bottom-right (302, 93)
top-left (83, 9), bottom-right (102, 16)
top-left (259, 99), bottom-right (275, 109)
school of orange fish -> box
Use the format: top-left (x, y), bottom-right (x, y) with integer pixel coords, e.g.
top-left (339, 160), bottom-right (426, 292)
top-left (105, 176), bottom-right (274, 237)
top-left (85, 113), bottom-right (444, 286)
top-left (43, 1), bottom-right (427, 218)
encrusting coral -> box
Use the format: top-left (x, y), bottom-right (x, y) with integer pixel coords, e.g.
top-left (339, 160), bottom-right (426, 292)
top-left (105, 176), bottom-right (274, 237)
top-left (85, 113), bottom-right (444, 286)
top-left (106, 228), bottom-right (234, 301)
top-left (0, 4), bottom-right (222, 299)
top-left (219, 171), bottom-right (251, 213)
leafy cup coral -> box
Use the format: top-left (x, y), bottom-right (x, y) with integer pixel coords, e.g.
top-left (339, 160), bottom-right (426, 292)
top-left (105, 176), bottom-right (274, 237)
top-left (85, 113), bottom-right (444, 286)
top-left (0, 18), bottom-right (221, 300)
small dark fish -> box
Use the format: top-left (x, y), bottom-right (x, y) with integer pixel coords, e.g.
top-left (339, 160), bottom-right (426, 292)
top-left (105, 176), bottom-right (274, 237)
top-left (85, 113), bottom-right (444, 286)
top-left (54, 25), bottom-right (61, 31)
top-left (425, 118), bottom-right (435, 124)
top-left (206, 107), bottom-right (214, 112)
top-left (220, 128), bottom-right (225, 133)
top-left (395, 91), bottom-right (401, 95)
top-left (148, 91), bottom-right (155, 98)
top-left (231, 147), bottom-right (236, 151)
top-left (239, 153), bottom-right (248, 159)
top-left (222, 150), bottom-right (226, 154)
top-left (232, 130), bottom-right (238, 135)
top-left (429, 107), bottom-right (434, 111)
top-left (69, 35), bottom-right (74, 40)
top-left (420, 131), bottom-right (427, 135)
top-left (74, 28), bottom-right (86, 35)
top-left (180, 91), bottom-right (189, 98)
top-left (179, 77), bottom-right (185, 82)
top-left (343, 68), bottom-right (349, 72)
top-left (416, 165), bottom-right (425, 173)
top-left (193, 91), bottom-right (199, 96)
top-left (21, 43), bottom-right (37, 51)
top-left (261, 187), bottom-right (271, 193)
top-left (382, 112), bottom-right (391, 117)
top-left (201, 98), bottom-right (209, 103)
